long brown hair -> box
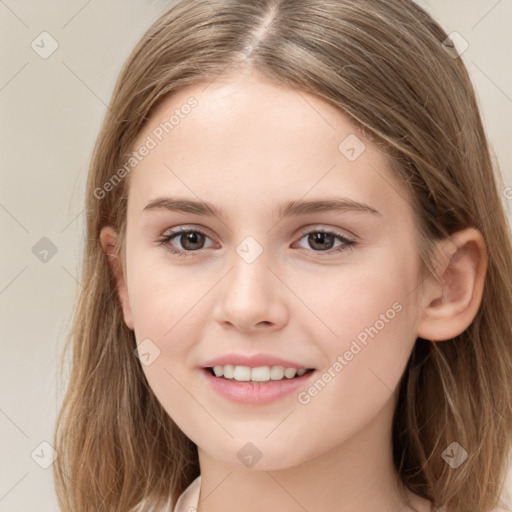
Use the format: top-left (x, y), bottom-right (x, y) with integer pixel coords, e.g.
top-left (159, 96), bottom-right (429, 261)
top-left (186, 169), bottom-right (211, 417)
top-left (54, 1), bottom-right (512, 510)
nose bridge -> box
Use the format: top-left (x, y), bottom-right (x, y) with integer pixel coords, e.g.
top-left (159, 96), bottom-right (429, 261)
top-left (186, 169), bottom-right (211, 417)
top-left (226, 235), bottom-right (272, 305)
top-left (214, 234), bottom-right (287, 330)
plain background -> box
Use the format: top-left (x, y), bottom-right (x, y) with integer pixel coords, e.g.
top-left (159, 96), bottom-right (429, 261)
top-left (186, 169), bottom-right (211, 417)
top-left (1, 1), bottom-right (511, 510)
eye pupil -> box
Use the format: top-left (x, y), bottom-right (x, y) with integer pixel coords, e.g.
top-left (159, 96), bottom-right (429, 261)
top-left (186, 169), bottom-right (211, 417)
top-left (308, 232), bottom-right (335, 251)
top-left (181, 231), bottom-right (204, 250)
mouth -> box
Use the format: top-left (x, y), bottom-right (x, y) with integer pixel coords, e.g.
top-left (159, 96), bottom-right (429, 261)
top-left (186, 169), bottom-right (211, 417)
top-left (201, 364), bottom-right (317, 405)
top-left (204, 365), bottom-right (316, 382)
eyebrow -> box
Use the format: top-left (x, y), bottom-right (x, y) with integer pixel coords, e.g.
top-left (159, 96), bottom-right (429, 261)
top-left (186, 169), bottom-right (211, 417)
top-left (142, 196), bottom-right (382, 218)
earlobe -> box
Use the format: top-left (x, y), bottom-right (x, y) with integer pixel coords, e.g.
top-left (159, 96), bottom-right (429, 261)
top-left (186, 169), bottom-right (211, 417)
top-left (416, 228), bottom-right (488, 342)
top-left (99, 226), bottom-right (134, 331)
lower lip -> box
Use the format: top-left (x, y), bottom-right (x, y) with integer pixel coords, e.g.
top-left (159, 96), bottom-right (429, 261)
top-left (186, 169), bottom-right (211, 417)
top-left (200, 368), bottom-right (316, 405)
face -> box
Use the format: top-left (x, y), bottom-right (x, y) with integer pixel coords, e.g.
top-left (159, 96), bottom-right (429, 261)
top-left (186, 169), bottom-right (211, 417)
top-left (115, 69), bottom-right (427, 471)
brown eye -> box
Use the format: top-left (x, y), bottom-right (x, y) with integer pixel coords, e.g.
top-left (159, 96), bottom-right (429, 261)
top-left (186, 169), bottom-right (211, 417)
top-left (178, 231), bottom-right (206, 251)
top-left (307, 232), bottom-right (336, 251)
top-left (158, 228), bottom-right (215, 257)
top-left (295, 229), bottom-right (355, 255)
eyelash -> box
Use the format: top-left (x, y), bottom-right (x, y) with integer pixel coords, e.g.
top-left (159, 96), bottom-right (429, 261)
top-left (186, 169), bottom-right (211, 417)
top-left (156, 227), bottom-right (356, 259)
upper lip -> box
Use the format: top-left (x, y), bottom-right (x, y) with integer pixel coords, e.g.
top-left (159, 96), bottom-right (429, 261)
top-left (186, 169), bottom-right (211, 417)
top-left (201, 353), bottom-right (315, 369)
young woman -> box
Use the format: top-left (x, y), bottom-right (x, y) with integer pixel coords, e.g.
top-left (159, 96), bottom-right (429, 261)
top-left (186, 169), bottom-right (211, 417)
top-left (53, 1), bottom-right (512, 511)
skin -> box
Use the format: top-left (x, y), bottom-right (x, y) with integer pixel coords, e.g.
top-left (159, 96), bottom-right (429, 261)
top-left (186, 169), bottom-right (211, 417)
top-left (101, 68), bottom-right (487, 512)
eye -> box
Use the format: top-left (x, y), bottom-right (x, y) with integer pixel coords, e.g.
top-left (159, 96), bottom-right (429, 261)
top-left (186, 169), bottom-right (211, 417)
top-left (157, 226), bottom-right (356, 258)
top-left (157, 228), bottom-right (215, 258)
top-left (293, 228), bottom-right (356, 255)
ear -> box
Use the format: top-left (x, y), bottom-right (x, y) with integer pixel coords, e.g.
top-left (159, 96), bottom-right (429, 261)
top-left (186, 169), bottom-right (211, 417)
top-left (416, 228), bottom-right (488, 341)
top-left (99, 226), bottom-right (134, 330)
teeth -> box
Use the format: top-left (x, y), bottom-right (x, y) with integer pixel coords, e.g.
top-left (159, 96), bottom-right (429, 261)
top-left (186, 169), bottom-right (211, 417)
top-left (211, 365), bottom-right (308, 382)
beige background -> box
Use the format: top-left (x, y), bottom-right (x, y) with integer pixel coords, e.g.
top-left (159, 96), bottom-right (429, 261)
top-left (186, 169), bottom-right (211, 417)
top-left (0, 1), bottom-right (511, 510)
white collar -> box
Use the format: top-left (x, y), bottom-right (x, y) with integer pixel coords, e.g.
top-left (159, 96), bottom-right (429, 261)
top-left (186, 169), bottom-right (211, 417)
top-left (173, 475), bottom-right (201, 512)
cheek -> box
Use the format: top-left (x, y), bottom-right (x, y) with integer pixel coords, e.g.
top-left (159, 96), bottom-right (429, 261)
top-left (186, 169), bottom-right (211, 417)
top-left (296, 247), bottom-right (419, 404)
top-left (128, 278), bottom-right (201, 375)
top-left (293, 245), bottom-right (419, 347)
top-left (125, 252), bottom-right (212, 421)
top-left (308, 308), bottom-right (415, 456)
top-left (126, 244), bottom-right (204, 338)
top-left (288, 289), bottom-right (416, 458)
top-left (132, 284), bottom-right (201, 431)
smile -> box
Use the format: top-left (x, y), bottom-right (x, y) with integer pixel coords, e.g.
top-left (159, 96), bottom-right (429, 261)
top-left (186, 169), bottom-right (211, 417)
top-left (201, 366), bottom-right (316, 405)
top-left (209, 364), bottom-right (312, 381)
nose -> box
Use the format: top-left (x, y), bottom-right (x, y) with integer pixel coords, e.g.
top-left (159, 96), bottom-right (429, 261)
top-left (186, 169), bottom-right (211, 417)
top-left (213, 248), bottom-right (288, 332)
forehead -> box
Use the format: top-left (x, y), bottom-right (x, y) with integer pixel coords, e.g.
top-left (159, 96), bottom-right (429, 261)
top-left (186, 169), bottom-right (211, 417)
top-left (128, 71), bottom-right (413, 223)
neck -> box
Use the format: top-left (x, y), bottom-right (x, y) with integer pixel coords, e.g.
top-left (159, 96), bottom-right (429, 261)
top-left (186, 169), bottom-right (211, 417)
top-left (195, 392), bottom-right (432, 512)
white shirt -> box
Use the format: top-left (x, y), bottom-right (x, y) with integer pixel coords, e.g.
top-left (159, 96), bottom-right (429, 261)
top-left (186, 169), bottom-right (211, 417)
top-left (173, 475), bottom-right (201, 512)
top-left (170, 478), bottom-right (511, 512)
top-left (142, 475), bottom-right (511, 512)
